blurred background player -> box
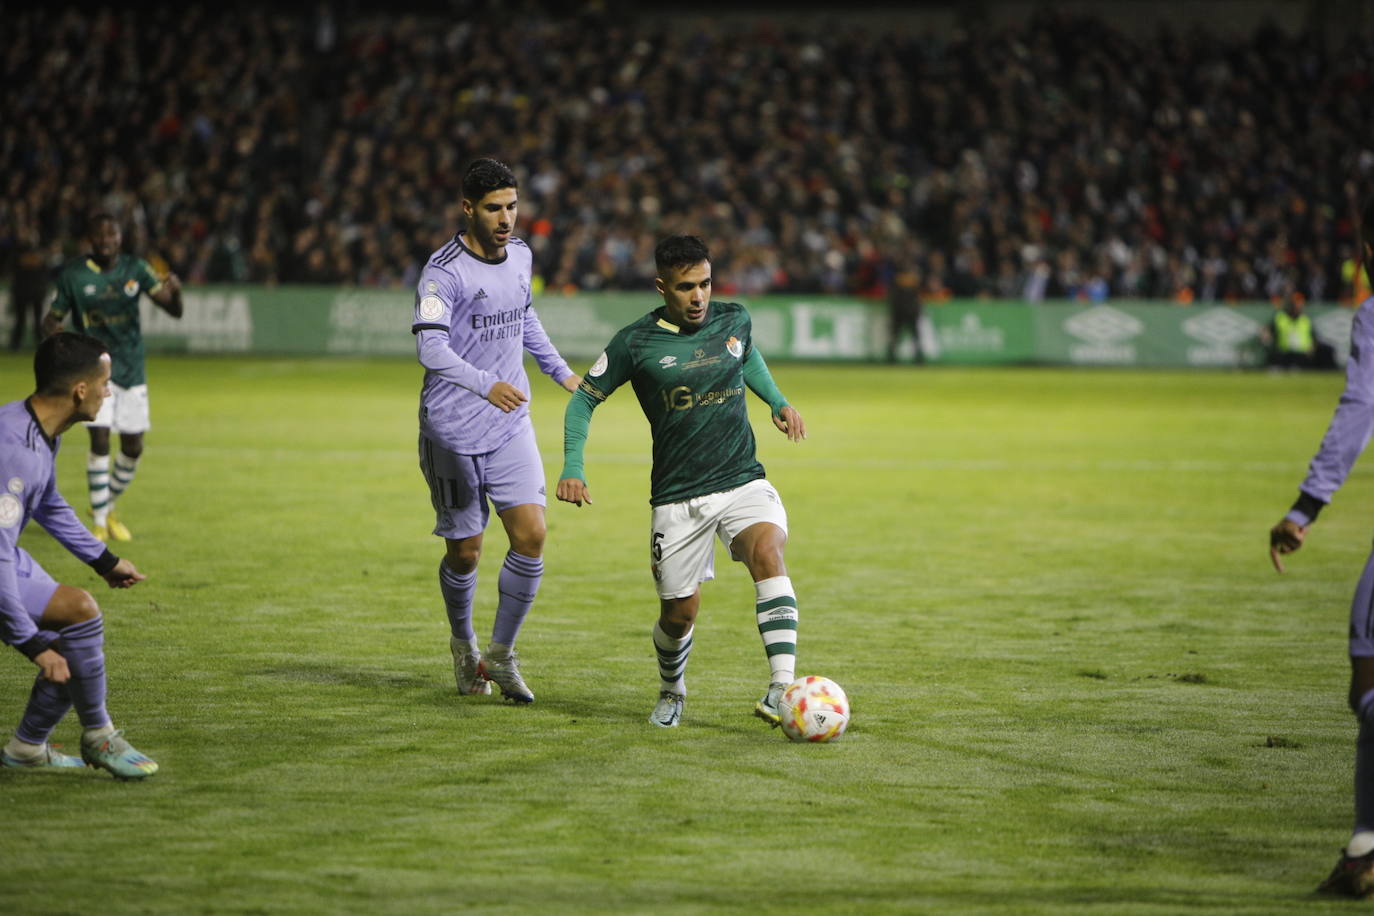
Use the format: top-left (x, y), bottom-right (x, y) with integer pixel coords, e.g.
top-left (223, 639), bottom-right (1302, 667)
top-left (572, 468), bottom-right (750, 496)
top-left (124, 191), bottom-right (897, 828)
top-left (0, 332), bottom-right (156, 779)
top-left (557, 235), bottom-right (807, 729)
top-left (1270, 198), bottom-right (1374, 898)
top-left (413, 158), bottom-right (580, 704)
top-left (42, 212), bottom-right (184, 542)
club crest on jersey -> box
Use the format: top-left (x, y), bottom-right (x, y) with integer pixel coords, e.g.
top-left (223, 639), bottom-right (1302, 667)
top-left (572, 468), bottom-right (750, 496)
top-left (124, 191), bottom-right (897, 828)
top-left (123, 279), bottom-right (140, 297)
top-left (659, 355), bottom-right (677, 368)
top-left (418, 295), bottom-right (444, 321)
top-left (0, 493), bottom-right (20, 529)
top-left (589, 351), bottom-right (609, 378)
top-left (725, 337), bottom-right (743, 358)
top-left (6, 477), bottom-right (22, 495)
top-left (84, 284), bottom-right (97, 295)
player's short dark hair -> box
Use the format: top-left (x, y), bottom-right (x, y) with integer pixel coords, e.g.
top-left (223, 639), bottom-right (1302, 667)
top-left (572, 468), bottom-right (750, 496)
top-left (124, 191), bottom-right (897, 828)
top-left (462, 159), bottom-right (517, 203)
top-left (85, 211), bottom-right (116, 235)
top-left (655, 235), bottom-right (711, 277)
top-left (33, 332), bottom-right (108, 396)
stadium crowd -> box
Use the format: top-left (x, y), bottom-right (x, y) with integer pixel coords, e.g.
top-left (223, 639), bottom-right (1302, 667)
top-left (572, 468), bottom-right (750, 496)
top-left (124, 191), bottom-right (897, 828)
top-left (2, 4), bottom-right (1372, 307)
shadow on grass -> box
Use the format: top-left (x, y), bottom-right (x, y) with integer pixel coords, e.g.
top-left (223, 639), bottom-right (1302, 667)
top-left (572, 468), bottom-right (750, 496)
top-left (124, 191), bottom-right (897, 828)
top-left (253, 664), bottom-right (430, 690)
top-left (252, 661), bottom-right (780, 741)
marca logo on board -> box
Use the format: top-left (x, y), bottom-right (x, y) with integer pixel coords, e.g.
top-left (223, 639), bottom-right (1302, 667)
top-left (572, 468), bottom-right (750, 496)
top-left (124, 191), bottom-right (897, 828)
top-left (1181, 308), bottom-right (1261, 366)
top-left (1063, 306), bottom-right (1142, 364)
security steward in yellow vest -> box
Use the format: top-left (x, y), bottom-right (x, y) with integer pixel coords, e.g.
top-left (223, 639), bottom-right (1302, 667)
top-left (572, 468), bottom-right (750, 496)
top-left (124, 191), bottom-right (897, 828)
top-left (1267, 297), bottom-right (1316, 369)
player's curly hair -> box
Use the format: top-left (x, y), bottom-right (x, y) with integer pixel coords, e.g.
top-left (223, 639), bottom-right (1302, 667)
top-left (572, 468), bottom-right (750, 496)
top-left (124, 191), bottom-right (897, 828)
top-left (84, 211), bottom-right (116, 235)
top-left (655, 235), bottom-right (710, 277)
top-left (34, 332), bottom-right (108, 396)
top-left (462, 158), bottom-right (517, 203)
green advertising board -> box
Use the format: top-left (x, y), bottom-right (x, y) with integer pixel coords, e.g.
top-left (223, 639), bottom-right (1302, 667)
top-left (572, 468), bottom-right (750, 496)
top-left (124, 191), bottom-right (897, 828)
top-left (1, 285), bottom-right (1355, 369)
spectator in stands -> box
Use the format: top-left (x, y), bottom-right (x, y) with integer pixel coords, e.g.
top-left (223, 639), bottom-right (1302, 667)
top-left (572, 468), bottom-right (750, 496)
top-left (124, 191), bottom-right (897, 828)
top-left (0, 6), bottom-right (1370, 303)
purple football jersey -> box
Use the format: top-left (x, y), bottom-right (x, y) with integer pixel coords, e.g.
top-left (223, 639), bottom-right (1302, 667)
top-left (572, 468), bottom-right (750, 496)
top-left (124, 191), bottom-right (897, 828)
top-left (1289, 294), bottom-right (1374, 524)
top-left (0, 399), bottom-right (108, 650)
top-left (413, 234), bottom-right (572, 454)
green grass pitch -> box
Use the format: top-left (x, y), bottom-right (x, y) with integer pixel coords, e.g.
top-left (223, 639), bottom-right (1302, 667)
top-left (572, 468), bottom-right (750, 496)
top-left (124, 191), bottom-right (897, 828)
top-left (0, 353), bottom-right (1369, 913)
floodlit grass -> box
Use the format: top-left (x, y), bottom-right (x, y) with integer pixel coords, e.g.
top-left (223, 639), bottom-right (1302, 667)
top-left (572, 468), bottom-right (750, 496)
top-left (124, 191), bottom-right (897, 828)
top-left (0, 353), bottom-right (1367, 913)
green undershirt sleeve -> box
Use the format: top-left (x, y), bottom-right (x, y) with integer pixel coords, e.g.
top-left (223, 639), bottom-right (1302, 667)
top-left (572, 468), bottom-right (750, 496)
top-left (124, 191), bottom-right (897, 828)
top-left (742, 347), bottom-right (789, 418)
top-left (560, 387), bottom-right (599, 481)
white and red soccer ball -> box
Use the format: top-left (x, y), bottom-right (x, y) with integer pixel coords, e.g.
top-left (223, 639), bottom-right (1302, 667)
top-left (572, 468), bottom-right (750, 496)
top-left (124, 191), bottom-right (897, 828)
top-left (778, 676), bottom-right (849, 743)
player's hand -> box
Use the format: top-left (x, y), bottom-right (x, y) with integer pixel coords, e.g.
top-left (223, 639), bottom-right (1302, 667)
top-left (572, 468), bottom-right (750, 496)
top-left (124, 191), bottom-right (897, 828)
top-left (486, 381), bottom-right (528, 413)
top-left (1269, 518), bottom-right (1307, 573)
top-left (561, 374), bottom-right (582, 393)
top-left (556, 477), bottom-right (593, 507)
top-left (103, 558), bottom-right (146, 589)
top-left (33, 648), bottom-right (70, 684)
top-left (773, 406), bottom-right (806, 442)
top-left (164, 273), bottom-right (183, 294)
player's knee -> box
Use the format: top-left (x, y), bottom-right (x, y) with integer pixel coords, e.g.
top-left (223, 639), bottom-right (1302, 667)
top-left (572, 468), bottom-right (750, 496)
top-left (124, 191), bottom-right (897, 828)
top-left (510, 524), bottom-right (546, 558)
top-left (49, 588), bottom-right (100, 626)
top-left (73, 590), bottom-right (100, 622)
top-left (444, 544), bottom-right (481, 574)
top-left (120, 437), bottom-right (144, 460)
top-left (744, 540), bottom-right (786, 578)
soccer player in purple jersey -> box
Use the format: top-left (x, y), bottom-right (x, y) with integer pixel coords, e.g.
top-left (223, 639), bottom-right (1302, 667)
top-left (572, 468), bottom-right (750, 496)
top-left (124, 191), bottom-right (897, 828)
top-left (413, 159), bottom-right (580, 704)
top-left (1271, 198), bottom-right (1374, 897)
top-left (0, 332), bottom-right (157, 779)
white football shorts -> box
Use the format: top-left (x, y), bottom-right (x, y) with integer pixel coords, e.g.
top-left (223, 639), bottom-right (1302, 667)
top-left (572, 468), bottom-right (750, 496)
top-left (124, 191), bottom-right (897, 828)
top-left (86, 383), bottom-right (150, 434)
top-left (649, 478), bottom-right (789, 600)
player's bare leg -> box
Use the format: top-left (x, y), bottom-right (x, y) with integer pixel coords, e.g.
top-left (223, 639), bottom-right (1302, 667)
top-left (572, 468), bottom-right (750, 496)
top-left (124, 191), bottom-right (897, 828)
top-left (733, 522), bottom-right (797, 725)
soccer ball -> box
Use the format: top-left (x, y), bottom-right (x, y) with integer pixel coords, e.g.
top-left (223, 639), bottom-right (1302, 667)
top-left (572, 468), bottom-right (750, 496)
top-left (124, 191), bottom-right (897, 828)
top-left (778, 676), bottom-right (849, 743)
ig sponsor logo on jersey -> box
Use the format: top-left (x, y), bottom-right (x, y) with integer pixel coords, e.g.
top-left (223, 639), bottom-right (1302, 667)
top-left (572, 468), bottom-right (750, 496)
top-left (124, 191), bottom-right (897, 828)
top-left (418, 295), bottom-right (444, 321)
top-left (659, 355), bottom-right (677, 368)
top-left (725, 336), bottom-right (743, 358)
top-left (589, 351), bottom-right (609, 378)
top-left (123, 279), bottom-right (140, 297)
top-left (6, 477), bottom-right (22, 494)
top-left (0, 493), bottom-right (21, 529)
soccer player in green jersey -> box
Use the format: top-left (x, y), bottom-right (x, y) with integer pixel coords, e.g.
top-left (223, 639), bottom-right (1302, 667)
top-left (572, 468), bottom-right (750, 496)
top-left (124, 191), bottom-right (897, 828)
top-left (43, 213), bottom-right (183, 542)
top-left (557, 235), bottom-right (807, 729)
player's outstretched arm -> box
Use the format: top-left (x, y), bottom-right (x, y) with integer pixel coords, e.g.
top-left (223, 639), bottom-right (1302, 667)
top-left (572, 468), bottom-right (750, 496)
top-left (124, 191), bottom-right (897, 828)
top-left (559, 386), bottom-right (599, 507)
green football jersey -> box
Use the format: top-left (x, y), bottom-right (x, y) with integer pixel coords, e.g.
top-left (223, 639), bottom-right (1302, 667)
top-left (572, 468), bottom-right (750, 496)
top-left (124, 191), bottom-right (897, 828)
top-left (50, 254), bottom-right (163, 388)
top-left (580, 300), bottom-right (765, 505)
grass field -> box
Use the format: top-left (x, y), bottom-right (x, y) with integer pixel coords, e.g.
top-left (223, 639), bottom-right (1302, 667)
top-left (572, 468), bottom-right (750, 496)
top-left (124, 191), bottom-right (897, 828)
top-left (0, 353), bottom-right (1369, 914)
